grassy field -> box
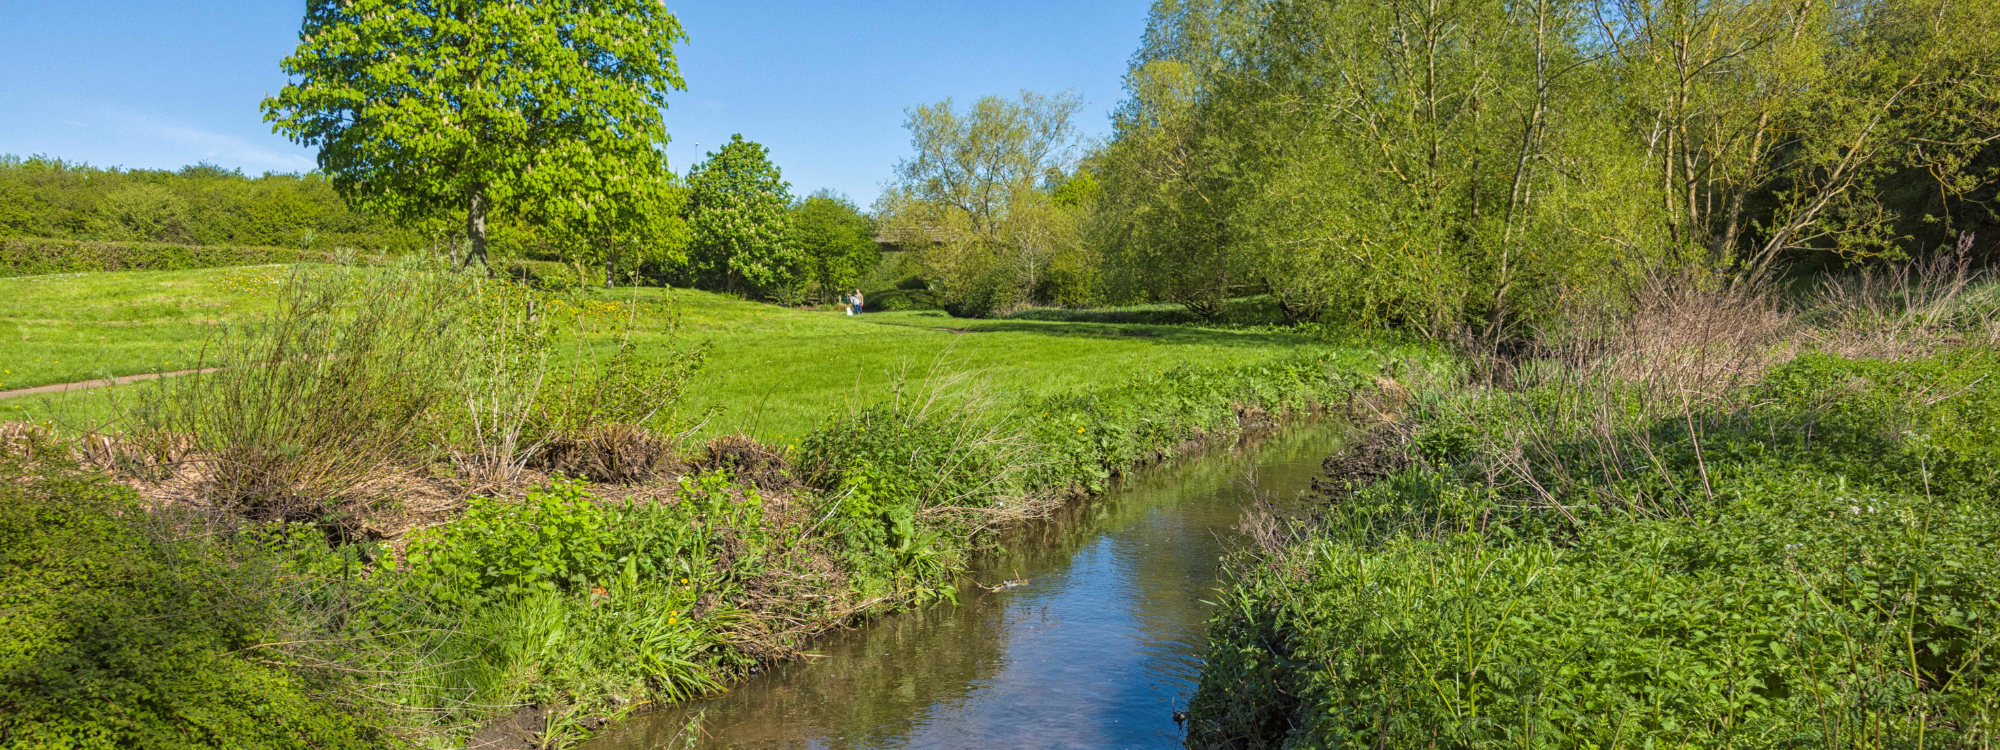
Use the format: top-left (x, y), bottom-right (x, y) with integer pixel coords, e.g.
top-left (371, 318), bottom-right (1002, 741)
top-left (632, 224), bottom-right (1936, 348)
top-left (0, 265), bottom-right (1348, 442)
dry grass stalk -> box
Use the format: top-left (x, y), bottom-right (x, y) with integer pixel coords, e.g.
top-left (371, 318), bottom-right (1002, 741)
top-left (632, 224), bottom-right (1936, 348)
top-left (1442, 258), bottom-right (1994, 523)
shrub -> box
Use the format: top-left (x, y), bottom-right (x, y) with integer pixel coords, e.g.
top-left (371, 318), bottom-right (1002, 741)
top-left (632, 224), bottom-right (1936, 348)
top-left (797, 381), bottom-right (1034, 513)
top-left (862, 288), bottom-right (942, 312)
top-left (128, 258), bottom-right (476, 524)
top-left (1191, 348), bottom-right (2000, 748)
top-left (0, 465), bottom-right (378, 749)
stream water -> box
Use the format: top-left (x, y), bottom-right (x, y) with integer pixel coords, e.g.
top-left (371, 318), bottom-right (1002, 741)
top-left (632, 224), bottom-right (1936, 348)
top-left (583, 424), bottom-right (1343, 750)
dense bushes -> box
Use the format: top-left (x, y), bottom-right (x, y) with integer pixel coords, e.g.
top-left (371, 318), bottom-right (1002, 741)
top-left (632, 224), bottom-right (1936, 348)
top-left (0, 465), bottom-right (379, 749)
top-left (0, 237), bottom-right (328, 278)
top-left (1093, 0), bottom-right (2000, 330)
top-left (1190, 344), bottom-right (2000, 747)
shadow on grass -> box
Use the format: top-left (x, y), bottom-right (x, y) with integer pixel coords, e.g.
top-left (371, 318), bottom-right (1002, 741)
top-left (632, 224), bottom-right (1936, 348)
top-left (862, 316), bottom-right (1317, 351)
top-left (1000, 296), bottom-right (1288, 327)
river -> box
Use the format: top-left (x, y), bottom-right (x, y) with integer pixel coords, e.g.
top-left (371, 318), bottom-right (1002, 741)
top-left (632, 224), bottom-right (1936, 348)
top-left (583, 423), bottom-right (1343, 749)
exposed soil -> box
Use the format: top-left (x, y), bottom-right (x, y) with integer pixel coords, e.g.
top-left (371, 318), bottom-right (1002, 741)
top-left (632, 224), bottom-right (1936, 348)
top-left (466, 706), bottom-right (546, 750)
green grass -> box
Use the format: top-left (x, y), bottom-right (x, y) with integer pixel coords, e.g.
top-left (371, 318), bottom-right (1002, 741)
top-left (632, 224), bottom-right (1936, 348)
top-left (0, 266), bottom-right (287, 391)
top-left (1, 265), bottom-right (1342, 442)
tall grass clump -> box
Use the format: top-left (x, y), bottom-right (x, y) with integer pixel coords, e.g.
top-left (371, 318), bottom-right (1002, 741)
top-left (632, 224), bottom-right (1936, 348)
top-left (1190, 268), bottom-right (2000, 749)
top-left (127, 256), bottom-right (475, 524)
top-left (117, 255), bottom-right (707, 527)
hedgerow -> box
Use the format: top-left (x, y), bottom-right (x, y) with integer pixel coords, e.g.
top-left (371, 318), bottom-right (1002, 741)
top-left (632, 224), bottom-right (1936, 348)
top-left (0, 237), bottom-right (326, 278)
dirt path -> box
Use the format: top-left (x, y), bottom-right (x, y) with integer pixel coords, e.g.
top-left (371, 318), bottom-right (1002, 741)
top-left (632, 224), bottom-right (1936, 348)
top-left (0, 368), bottom-right (219, 401)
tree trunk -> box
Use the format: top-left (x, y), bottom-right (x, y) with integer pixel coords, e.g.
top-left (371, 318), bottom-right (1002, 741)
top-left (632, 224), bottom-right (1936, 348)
top-left (464, 184), bottom-right (491, 273)
top-left (604, 236), bottom-right (616, 288)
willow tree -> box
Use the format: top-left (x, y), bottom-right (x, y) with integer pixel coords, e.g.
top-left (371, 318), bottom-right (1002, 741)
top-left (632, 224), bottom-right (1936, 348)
top-left (879, 91), bottom-right (1087, 316)
top-left (262, 0), bottom-right (688, 270)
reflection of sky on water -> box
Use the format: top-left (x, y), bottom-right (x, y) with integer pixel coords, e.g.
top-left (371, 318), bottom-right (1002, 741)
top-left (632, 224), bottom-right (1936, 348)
top-left (585, 425), bottom-right (1342, 750)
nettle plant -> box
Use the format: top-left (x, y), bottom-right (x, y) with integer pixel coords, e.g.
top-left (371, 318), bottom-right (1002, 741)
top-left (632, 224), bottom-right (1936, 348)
top-left (403, 474), bottom-right (768, 608)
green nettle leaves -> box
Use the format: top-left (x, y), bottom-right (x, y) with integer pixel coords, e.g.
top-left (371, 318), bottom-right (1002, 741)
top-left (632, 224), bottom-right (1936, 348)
top-left (261, 0), bottom-right (689, 270)
top-left (683, 135), bottom-right (800, 299)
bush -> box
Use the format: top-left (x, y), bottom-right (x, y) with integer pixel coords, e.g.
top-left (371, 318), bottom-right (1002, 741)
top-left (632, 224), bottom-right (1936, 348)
top-left (0, 237), bottom-right (325, 277)
top-left (862, 288), bottom-right (942, 312)
top-left (0, 466), bottom-right (379, 749)
top-left (1191, 349), bottom-right (2000, 748)
top-left (129, 258), bottom-right (476, 524)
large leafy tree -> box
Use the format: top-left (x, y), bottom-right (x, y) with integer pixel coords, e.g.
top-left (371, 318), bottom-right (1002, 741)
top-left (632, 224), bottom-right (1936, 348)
top-left (878, 91), bottom-right (1087, 317)
top-left (683, 135), bottom-right (798, 297)
top-left (261, 0), bottom-right (688, 270)
top-left (789, 190), bottom-right (879, 302)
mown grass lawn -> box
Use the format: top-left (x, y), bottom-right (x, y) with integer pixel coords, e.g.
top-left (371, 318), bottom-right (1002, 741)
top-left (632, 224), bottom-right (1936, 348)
top-left (0, 265), bottom-right (1364, 442)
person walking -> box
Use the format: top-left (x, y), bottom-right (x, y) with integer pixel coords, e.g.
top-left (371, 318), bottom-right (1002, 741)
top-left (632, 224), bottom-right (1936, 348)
top-left (851, 289), bottom-right (865, 315)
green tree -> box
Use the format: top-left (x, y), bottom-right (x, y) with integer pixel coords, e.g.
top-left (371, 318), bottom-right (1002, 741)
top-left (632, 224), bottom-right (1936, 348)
top-left (261, 0), bottom-right (688, 271)
top-left (1095, 0), bottom-right (2000, 332)
top-left (1093, 0), bottom-right (1264, 318)
top-left (789, 190), bottom-right (879, 302)
top-left (878, 91), bottom-right (1088, 316)
top-left (683, 135), bottom-right (799, 298)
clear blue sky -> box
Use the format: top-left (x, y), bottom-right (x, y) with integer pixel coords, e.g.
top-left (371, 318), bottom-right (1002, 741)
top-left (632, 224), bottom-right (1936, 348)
top-left (0, 1), bottom-right (1151, 205)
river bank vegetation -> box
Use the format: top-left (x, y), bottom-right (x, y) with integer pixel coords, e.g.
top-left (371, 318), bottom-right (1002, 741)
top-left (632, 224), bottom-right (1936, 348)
top-left (5, 0), bottom-right (1999, 745)
top-left (0, 256), bottom-right (1409, 747)
top-left (1191, 263), bottom-right (2000, 747)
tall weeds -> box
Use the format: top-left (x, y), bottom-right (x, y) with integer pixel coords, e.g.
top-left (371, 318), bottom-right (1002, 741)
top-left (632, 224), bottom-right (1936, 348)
top-left (128, 257), bottom-right (475, 524)
top-left (119, 257), bottom-right (708, 528)
top-left (1445, 259), bottom-right (1998, 524)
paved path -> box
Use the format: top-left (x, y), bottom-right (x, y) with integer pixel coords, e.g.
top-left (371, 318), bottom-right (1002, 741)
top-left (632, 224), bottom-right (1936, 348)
top-left (0, 368), bottom-right (220, 400)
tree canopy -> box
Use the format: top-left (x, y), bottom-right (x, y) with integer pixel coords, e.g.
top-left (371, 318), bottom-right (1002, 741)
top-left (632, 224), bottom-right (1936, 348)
top-left (683, 135), bottom-right (799, 299)
top-left (261, 0), bottom-right (689, 270)
top-left (878, 91), bottom-right (1094, 316)
top-left (790, 191), bottom-right (879, 303)
top-left (1091, 0), bottom-right (2000, 331)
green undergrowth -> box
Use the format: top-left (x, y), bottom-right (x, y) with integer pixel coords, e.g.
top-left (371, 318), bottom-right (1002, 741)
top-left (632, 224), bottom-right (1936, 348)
top-left (2, 344), bottom-right (1403, 748)
top-left (1190, 348), bottom-right (2000, 748)
top-left (0, 453), bottom-right (381, 750)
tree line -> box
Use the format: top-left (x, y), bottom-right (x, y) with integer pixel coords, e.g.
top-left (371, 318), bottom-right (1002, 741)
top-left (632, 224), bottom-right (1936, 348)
top-left (22, 0), bottom-right (1993, 328)
top-left (0, 156), bottom-right (421, 252)
top-left (255, 0), bottom-right (876, 304)
top-left (875, 0), bottom-right (2000, 330)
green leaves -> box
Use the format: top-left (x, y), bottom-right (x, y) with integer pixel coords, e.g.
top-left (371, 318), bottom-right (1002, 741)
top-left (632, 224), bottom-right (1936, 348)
top-left (682, 135), bottom-right (800, 299)
top-left (1194, 348), bottom-right (2000, 747)
top-left (789, 190), bottom-right (880, 302)
top-left (263, 0), bottom-right (689, 263)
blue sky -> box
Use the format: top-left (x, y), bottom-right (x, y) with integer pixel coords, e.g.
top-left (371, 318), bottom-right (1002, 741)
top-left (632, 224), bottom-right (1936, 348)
top-left (0, 1), bottom-right (1151, 204)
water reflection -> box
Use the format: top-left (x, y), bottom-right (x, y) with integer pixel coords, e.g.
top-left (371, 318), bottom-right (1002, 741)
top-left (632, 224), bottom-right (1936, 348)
top-left (585, 424), bottom-right (1342, 750)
